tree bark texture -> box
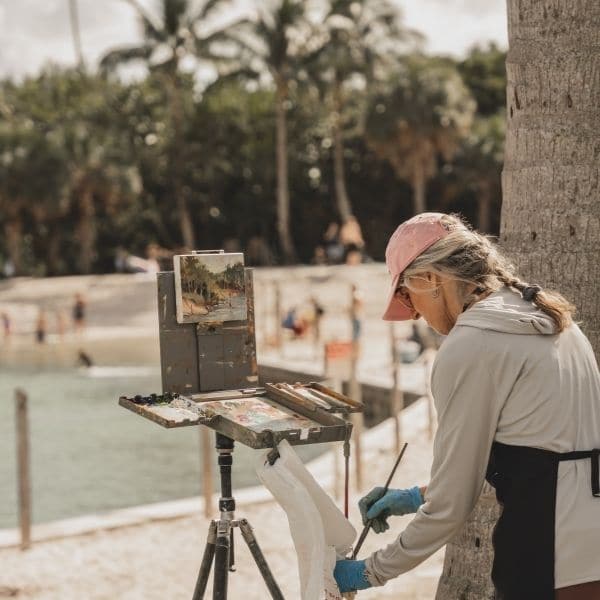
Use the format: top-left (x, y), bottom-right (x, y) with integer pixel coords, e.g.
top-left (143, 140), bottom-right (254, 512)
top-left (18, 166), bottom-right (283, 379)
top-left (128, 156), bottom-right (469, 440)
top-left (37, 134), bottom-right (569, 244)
top-left (501, 0), bottom-right (600, 355)
top-left (332, 82), bottom-right (353, 222)
top-left (435, 484), bottom-right (499, 600)
top-left (437, 2), bottom-right (599, 599)
top-left (275, 84), bottom-right (296, 264)
top-left (412, 164), bottom-right (427, 215)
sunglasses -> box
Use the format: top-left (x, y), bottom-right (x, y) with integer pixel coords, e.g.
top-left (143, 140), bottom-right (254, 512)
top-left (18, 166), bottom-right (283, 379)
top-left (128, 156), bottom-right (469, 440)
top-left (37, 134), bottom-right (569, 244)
top-left (393, 281), bottom-right (414, 310)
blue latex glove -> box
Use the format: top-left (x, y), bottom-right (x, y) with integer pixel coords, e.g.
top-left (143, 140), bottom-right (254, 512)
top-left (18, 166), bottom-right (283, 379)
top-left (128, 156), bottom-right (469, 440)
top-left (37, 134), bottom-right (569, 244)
top-left (358, 486), bottom-right (423, 533)
top-left (334, 559), bottom-right (372, 593)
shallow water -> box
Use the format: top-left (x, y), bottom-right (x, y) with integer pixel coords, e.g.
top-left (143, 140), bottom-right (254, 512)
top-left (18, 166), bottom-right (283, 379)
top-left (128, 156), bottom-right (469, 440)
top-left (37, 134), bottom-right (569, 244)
top-left (0, 366), bottom-right (323, 528)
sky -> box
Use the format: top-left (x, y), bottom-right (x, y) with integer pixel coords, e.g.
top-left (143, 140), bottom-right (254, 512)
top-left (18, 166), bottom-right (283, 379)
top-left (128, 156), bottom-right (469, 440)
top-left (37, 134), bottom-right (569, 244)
top-left (0, 0), bottom-right (508, 81)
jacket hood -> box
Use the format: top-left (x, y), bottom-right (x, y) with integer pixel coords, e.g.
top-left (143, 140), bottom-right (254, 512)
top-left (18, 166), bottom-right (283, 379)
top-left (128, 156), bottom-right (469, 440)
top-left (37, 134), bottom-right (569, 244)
top-left (455, 286), bottom-right (557, 335)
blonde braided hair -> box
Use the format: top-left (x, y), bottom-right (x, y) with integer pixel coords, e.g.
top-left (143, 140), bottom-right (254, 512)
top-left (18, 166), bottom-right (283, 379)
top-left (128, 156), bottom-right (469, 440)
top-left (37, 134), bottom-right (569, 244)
top-left (402, 214), bottom-right (575, 332)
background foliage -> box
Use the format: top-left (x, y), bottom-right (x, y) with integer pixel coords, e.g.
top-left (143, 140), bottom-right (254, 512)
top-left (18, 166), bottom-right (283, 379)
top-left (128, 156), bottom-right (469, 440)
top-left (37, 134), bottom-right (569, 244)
top-left (0, 0), bottom-right (506, 275)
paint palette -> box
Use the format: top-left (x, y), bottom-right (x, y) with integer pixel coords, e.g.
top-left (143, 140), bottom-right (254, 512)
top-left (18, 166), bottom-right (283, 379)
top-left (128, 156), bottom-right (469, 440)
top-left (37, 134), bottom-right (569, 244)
top-left (119, 386), bottom-right (354, 449)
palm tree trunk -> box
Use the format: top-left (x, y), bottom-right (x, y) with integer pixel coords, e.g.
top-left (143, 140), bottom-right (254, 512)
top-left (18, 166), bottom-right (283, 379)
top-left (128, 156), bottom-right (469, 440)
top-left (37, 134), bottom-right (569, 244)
top-left (412, 163), bottom-right (427, 214)
top-left (501, 0), bottom-right (600, 353)
top-left (168, 69), bottom-right (195, 249)
top-left (435, 484), bottom-right (499, 599)
top-left (477, 181), bottom-right (492, 233)
top-left (75, 186), bottom-right (96, 274)
top-left (275, 82), bottom-right (296, 263)
top-left (437, 2), bottom-right (600, 598)
top-left (332, 81), bottom-right (353, 222)
top-left (47, 225), bottom-right (62, 276)
top-left (68, 0), bottom-right (85, 69)
top-left (4, 217), bottom-right (23, 275)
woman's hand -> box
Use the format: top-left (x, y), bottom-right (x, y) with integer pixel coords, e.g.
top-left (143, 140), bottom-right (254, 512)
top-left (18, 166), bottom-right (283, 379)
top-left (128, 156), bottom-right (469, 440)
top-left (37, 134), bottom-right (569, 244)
top-left (334, 559), bottom-right (372, 593)
top-left (358, 486), bottom-right (424, 533)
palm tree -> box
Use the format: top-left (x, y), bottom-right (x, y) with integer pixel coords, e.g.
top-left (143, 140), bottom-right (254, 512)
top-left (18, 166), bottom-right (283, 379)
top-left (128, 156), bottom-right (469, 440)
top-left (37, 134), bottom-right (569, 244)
top-left (455, 114), bottom-right (505, 233)
top-left (365, 56), bottom-right (475, 215)
top-left (68, 0), bottom-right (85, 69)
top-left (437, 2), bottom-right (599, 598)
top-left (101, 0), bottom-right (243, 250)
top-left (308, 0), bottom-right (420, 222)
top-left (228, 0), bottom-right (313, 263)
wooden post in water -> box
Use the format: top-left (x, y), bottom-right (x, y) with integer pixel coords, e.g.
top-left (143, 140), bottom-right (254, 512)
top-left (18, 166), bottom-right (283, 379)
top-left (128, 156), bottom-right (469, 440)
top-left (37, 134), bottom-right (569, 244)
top-left (274, 281), bottom-right (282, 352)
top-left (349, 284), bottom-right (363, 492)
top-left (389, 323), bottom-right (403, 454)
top-left (15, 389), bottom-right (31, 550)
top-left (200, 428), bottom-right (214, 518)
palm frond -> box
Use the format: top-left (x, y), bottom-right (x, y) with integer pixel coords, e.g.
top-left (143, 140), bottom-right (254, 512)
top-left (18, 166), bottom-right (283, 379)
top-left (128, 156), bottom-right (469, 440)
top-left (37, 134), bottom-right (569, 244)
top-left (164, 0), bottom-right (188, 36)
top-left (122, 0), bottom-right (164, 41)
top-left (196, 0), bottom-right (232, 21)
top-left (99, 45), bottom-right (154, 72)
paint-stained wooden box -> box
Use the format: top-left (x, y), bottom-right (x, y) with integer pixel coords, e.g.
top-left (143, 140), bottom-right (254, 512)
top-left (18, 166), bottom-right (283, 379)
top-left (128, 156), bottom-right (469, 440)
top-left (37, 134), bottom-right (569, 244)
top-left (120, 256), bottom-right (359, 449)
top-left (118, 389), bottom-right (353, 449)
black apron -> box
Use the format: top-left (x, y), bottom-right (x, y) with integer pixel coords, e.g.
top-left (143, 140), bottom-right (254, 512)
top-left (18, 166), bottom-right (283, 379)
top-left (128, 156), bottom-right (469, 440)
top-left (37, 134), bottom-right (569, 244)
top-left (485, 441), bottom-right (600, 600)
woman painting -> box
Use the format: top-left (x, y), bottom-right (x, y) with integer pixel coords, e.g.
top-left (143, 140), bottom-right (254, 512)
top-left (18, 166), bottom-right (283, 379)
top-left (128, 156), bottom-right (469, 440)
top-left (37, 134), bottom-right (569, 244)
top-left (334, 213), bottom-right (600, 599)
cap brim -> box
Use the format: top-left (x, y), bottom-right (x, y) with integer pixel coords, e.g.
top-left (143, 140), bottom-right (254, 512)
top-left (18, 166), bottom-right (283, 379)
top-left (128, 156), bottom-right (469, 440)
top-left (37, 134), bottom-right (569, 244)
top-left (382, 273), bottom-right (413, 321)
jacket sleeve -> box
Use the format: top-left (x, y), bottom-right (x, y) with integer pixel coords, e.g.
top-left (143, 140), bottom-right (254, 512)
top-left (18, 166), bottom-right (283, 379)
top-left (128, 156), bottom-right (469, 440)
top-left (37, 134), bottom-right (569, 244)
top-left (365, 329), bottom-right (508, 586)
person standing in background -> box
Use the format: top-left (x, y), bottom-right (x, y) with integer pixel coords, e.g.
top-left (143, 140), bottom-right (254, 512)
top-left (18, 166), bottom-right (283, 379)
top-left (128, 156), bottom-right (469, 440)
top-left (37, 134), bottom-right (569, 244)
top-left (350, 284), bottom-right (364, 355)
top-left (1, 311), bottom-right (11, 341)
top-left (72, 293), bottom-right (86, 334)
top-left (35, 309), bottom-right (47, 344)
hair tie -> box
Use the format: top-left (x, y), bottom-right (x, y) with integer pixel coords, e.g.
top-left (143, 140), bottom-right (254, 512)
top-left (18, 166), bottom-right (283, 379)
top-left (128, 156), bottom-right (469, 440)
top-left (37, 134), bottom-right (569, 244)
top-left (522, 285), bottom-right (542, 302)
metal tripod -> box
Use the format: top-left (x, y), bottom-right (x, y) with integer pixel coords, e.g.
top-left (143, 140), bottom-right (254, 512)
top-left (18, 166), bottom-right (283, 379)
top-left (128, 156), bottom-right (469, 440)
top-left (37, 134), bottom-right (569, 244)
top-left (192, 433), bottom-right (285, 600)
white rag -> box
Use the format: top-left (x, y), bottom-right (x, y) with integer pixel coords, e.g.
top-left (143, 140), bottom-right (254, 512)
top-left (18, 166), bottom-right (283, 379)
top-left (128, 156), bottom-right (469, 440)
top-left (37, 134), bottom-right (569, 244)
top-left (256, 440), bottom-right (356, 600)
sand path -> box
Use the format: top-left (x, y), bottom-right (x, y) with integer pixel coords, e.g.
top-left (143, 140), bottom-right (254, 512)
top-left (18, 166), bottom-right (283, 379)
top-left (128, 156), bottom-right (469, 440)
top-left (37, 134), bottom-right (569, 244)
top-left (1, 399), bottom-right (442, 599)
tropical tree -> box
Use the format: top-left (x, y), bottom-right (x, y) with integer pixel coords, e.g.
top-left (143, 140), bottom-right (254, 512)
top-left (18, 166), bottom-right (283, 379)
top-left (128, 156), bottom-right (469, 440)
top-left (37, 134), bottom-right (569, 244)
top-left (365, 56), bottom-right (476, 215)
top-left (229, 0), bottom-right (315, 263)
top-left (1, 69), bottom-right (140, 274)
top-left (306, 0), bottom-right (418, 222)
top-left (457, 42), bottom-right (507, 117)
top-left (436, 2), bottom-right (600, 598)
top-left (100, 0), bottom-right (244, 250)
top-left (454, 113), bottom-right (505, 233)
top-left (68, 0), bottom-right (85, 69)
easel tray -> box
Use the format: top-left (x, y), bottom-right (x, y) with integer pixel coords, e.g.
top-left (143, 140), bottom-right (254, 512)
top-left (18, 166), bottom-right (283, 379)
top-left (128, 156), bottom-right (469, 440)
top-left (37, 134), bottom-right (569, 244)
top-left (119, 384), bottom-right (358, 449)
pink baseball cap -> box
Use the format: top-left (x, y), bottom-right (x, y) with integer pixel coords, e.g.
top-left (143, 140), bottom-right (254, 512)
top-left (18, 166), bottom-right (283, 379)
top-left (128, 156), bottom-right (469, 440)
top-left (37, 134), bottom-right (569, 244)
top-left (382, 213), bottom-right (454, 321)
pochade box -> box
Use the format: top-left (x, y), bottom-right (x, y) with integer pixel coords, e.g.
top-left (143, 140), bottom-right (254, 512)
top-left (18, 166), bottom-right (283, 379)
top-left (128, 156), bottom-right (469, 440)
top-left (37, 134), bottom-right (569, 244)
top-left (119, 250), bottom-right (362, 449)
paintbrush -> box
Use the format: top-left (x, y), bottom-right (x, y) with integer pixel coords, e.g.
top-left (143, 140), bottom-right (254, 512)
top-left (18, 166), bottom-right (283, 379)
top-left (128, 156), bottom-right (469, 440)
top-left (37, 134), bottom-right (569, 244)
top-left (351, 442), bottom-right (408, 560)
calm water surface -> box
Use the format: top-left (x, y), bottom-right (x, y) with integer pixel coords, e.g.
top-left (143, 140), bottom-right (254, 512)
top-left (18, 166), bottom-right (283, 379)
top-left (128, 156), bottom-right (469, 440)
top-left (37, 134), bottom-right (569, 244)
top-left (0, 366), bottom-right (323, 528)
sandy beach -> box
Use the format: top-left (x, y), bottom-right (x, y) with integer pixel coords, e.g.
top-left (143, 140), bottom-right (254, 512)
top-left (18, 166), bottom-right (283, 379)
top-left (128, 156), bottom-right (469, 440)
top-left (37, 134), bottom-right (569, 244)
top-left (1, 398), bottom-right (442, 599)
top-left (1, 267), bottom-right (442, 598)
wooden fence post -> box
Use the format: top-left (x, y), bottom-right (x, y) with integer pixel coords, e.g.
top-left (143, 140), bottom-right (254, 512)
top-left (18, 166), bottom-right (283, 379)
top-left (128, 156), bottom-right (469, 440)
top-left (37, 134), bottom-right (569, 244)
top-left (15, 388), bottom-right (31, 550)
top-left (274, 281), bottom-right (282, 352)
top-left (389, 323), bottom-right (403, 453)
top-left (350, 347), bottom-right (363, 492)
top-left (200, 428), bottom-right (214, 518)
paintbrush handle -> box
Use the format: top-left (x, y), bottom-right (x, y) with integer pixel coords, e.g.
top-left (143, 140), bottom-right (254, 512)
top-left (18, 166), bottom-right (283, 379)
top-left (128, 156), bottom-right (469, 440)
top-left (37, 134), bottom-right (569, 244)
top-left (351, 442), bottom-right (408, 560)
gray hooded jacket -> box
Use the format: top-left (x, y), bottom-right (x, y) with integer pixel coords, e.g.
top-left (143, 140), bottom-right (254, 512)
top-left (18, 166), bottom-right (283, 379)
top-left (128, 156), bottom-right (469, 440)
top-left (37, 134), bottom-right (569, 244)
top-left (366, 287), bottom-right (600, 588)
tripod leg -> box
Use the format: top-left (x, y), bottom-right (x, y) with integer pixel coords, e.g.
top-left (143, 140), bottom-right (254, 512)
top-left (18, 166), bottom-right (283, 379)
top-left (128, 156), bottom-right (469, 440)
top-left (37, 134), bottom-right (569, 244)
top-left (213, 521), bottom-right (231, 600)
top-left (192, 520), bottom-right (217, 600)
top-left (229, 527), bottom-right (236, 572)
top-left (239, 519), bottom-right (285, 600)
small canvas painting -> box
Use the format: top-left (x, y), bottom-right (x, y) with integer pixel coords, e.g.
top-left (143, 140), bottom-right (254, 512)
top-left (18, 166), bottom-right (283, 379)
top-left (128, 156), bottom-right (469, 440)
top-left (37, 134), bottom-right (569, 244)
top-left (174, 253), bottom-right (247, 324)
